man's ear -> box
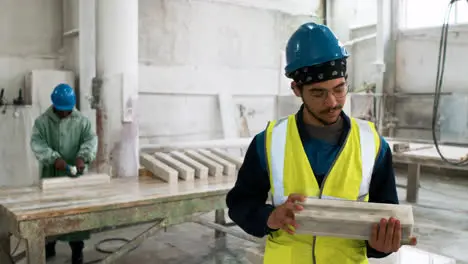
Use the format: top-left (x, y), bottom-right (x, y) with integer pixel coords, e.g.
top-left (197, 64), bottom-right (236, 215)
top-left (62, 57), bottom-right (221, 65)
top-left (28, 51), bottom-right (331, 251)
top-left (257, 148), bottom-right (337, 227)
top-left (291, 81), bottom-right (301, 97)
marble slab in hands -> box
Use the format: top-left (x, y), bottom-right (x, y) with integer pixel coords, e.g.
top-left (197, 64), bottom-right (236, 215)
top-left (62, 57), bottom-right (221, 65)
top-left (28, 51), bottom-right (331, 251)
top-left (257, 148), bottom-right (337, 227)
top-left (295, 198), bottom-right (414, 243)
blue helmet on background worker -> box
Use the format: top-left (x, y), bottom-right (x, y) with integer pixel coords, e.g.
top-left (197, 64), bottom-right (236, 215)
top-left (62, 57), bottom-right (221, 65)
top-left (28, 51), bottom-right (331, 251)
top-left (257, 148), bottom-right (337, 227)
top-left (285, 22), bottom-right (349, 81)
top-left (51, 83), bottom-right (76, 111)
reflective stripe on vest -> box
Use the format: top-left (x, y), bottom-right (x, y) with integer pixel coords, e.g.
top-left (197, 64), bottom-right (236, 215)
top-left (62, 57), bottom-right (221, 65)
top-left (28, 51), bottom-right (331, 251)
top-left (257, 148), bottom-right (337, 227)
top-left (264, 114), bottom-right (381, 264)
top-left (269, 116), bottom-right (378, 206)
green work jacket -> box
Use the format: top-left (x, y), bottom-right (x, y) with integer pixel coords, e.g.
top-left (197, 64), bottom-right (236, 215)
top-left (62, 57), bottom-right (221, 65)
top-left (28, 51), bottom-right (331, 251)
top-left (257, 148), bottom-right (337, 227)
top-left (30, 107), bottom-right (98, 242)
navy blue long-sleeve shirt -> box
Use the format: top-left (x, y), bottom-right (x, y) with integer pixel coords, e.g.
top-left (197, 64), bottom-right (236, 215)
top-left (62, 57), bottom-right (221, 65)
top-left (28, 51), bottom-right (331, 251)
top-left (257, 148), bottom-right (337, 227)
top-left (226, 108), bottom-right (399, 259)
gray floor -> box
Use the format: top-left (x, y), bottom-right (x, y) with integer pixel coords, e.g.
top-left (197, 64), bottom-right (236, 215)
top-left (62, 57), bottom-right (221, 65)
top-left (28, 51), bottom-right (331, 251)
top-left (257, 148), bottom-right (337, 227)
top-left (395, 169), bottom-right (468, 263)
top-left (13, 168), bottom-right (468, 264)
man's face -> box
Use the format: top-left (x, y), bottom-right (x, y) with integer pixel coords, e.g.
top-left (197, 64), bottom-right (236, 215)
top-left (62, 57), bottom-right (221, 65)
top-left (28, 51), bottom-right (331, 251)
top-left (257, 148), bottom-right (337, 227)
top-left (293, 77), bottom-right (347, 124)
top-left (54, 109), bottom-right (72, 119)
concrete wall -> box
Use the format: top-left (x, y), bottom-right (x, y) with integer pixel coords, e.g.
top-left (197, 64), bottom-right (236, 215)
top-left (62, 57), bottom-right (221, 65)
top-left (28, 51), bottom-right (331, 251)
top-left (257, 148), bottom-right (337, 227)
top-left (0, 0), bottom-right (64, 187)
top-left (0, 0), bottom-right (62, 100)
top-left (327, 0), bottom-right (378, 91)
top-left (0, 0), bottom-right (322, 186)
top-left (137, 0), bottom-right (321, 144)
top-left (394, 24), bottom-right (468, 141)
top-left (62, 0), bottom-right (80, 74)
top-left (327, 0), bottom-right (377, 42)
top-left (327, 0), bottom-right (379, 119)
top-left (0, 0), bottom-right (383, 186)
top-left (397, 26), bottom-right (468, 94)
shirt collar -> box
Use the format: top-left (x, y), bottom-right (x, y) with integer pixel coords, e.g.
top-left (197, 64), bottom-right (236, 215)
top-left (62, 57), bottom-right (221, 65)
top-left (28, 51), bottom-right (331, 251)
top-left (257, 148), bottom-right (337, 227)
top-left (295, 104), bottom-right (351, 144)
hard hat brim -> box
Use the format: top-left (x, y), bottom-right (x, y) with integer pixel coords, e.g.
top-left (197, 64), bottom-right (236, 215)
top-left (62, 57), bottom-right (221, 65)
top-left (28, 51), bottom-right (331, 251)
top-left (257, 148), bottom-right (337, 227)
top-left (53, 104), bottom-right (74, 111)
top-left (285, 54), bottom-right (349, 77)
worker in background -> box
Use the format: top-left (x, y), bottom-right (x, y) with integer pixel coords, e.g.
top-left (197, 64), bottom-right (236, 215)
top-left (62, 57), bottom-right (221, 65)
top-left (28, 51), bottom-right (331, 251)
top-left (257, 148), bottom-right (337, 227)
top-left (226, 22), bottom-right (417, 264)
top-left (30, 83), bottom-right (97, 264)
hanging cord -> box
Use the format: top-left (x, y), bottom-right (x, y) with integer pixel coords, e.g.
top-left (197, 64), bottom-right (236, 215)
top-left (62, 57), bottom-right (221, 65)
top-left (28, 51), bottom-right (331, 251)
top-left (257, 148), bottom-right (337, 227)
top-left (432, 0), bottom-right (468, 166)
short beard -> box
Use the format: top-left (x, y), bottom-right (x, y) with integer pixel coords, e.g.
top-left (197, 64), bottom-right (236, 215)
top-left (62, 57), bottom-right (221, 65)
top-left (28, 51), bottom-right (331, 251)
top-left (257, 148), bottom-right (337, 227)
top-left (302, 100), bottom-right (343, 126)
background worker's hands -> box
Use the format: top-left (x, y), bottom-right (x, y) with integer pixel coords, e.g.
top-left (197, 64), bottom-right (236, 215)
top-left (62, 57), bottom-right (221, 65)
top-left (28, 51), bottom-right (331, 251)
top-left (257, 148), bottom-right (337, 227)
top-left (369, 217), bottom-right (417, 253)
top-left (54, 158), bottom-right (67, 171)
top-left (75, 157), bottom-right (85, 175)
top-left (267, 194), bottom-right (306, 235)
top-left (66, 166), bottom-right (79, 178)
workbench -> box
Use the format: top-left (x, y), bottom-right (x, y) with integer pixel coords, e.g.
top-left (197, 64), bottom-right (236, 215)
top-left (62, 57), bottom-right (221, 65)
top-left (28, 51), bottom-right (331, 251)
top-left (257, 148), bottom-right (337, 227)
top-left (2, 137), bottom-right (466, 263)
top-left (0, 176), bottom-right (236, 264)
top-left (387, 139), bottom-right (468, 203)
top-left (141, 137), bottom-right (468, 205)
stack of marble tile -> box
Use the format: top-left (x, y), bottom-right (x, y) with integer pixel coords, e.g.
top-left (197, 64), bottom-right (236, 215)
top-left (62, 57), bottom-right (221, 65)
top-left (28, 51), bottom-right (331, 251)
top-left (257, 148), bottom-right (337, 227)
top-left (139, 148), bottom-right (244, 183)
top-left (41, 173), bottom-right (111, 190)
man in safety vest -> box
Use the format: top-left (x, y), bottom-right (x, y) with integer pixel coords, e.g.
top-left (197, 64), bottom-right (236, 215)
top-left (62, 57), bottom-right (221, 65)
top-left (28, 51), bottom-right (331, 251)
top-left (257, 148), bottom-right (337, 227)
top-left (226, 22), bottom-right (417, 264)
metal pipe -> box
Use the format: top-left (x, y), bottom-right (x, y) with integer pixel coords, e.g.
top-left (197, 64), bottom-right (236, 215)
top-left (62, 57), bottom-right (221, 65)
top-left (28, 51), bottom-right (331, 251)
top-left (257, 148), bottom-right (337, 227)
top-left (394, 126), bottom-right (432, 130)
top-left (375, 0), bottom-right (386, 134)
top-left (342, 34), bottom-right (377, 47)
top-left (322, 0), bottom-right (328, 25)
top-left (393, 92), bottom-right (453, 97)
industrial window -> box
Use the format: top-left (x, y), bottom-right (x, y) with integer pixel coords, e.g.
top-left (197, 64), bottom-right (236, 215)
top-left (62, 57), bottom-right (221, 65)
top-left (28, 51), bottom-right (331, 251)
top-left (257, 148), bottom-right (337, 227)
top-left (400, 0), bottom-right (468, 29)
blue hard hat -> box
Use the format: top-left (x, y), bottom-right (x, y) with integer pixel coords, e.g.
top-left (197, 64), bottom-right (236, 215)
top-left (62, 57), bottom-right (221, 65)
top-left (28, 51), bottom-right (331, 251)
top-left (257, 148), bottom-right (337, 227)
top-left (285, 22), bottom-right (349, 76)
top-left (51, 83), bottom-right (76, 111)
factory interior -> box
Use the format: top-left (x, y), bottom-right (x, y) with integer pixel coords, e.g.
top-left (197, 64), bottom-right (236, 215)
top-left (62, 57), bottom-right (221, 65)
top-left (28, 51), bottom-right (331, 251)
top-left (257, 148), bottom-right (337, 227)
top-left (1, 0), bottom-right (468, 263)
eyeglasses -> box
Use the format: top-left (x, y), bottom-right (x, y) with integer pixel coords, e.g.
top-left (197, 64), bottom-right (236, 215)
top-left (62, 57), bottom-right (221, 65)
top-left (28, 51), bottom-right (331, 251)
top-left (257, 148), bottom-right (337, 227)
top-left (308, 84), bottom-right (349, 100)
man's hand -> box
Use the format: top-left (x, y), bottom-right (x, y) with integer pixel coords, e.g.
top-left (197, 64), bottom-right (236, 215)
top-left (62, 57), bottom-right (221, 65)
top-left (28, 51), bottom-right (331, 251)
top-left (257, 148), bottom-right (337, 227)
top-left (75, 157), bottom-right (85, 174)
top-left (54, 158), bottom-right (67, 171)
top-left (267, 194), bottom-right (306, 235)
top-left (369, 217), bottom-right (417, 253)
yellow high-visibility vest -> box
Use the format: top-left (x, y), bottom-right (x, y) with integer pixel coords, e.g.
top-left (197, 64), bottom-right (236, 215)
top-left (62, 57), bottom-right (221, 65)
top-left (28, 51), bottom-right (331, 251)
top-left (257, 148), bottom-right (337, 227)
top-left (264, 114), bottom-right (381, 264)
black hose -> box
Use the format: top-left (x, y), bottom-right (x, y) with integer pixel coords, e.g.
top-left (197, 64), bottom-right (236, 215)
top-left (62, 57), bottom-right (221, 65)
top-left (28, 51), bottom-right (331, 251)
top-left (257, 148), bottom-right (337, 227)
top-left (94, 237), bottom-right (136, 254)
top-left (8, 237), bottom-right (139, 264)
top-left (431, 0), bottom-right (468, 166)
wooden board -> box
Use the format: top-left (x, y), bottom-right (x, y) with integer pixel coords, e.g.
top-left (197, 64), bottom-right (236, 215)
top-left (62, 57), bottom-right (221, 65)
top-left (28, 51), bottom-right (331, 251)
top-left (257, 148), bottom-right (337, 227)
top-left (154, 152), bottom-right (195, 181)
top-left (185, 150), bottom-right (223, 178)
top-left (139, 153), bottom-right (178, 184)
top-left (41, 173), bottom-right (111, 190)
top-left (209, 148), bottom-right (244, 170)
top-left (197, 149), bottom-right (236, 177)
top-left (170, 151), bottom-right (209, 179)
top-left (295, 198), bottom-right (414, 242)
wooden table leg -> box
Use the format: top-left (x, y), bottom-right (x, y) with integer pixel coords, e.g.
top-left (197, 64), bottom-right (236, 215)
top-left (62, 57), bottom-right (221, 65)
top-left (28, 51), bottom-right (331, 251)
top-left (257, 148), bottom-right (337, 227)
top-left (26, 236), bottom-right (45, 264)
top-left (406, 163), bottom-right (421, 203)
top-left (0, 232), bottom-right (12, 264)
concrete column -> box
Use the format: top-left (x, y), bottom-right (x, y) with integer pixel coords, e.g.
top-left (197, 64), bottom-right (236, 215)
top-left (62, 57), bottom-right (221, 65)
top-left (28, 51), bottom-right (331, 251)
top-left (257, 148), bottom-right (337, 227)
top-left (79, 0), bottom-right (96, 126)
top-left (96, 0), bottom-right (139, 177)
top-left (375, 0), bottom-right (392, 134)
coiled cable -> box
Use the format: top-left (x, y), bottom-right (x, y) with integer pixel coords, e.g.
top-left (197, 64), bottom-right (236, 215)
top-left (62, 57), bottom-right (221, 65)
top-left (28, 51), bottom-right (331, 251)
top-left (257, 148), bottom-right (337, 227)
top-left (431, 0), bottom-right (468, 166)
